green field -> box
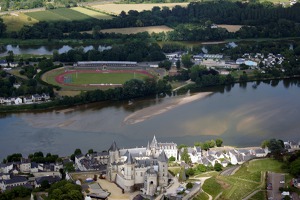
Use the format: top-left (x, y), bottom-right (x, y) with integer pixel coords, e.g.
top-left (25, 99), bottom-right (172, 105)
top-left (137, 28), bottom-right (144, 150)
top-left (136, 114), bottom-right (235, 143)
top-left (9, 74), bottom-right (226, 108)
top-left (26, 8), bottom-right (94, 22)
top-left (2, 13), bottom-right (38, 32)
top-left (201, 158), bottom-right (285, 200)
top-left (70, 72), bottom-right (148, 84)
top-left (71, 7), bottom-right (113, 20)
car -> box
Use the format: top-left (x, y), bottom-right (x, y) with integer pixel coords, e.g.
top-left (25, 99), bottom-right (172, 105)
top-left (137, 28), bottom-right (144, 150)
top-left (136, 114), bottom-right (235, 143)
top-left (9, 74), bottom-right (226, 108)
top-left (267, 183), bottom-right (273, 190)
top-left (280, 181), bottom-right (285, 184)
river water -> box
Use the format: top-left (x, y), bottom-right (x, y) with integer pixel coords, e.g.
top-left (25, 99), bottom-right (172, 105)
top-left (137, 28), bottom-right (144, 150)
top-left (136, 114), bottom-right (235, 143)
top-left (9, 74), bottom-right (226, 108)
top-left (0, 79), bottom-right (299, 159)
top-left (0, 44), bottom-right (111, 57)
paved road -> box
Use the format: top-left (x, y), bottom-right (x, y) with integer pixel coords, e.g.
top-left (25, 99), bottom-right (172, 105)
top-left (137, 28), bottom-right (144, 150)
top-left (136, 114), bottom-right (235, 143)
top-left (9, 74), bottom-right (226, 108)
top-left (220, 165), bottom-right (240, 176)
top-left (267, 172), bottom-right (285, 200)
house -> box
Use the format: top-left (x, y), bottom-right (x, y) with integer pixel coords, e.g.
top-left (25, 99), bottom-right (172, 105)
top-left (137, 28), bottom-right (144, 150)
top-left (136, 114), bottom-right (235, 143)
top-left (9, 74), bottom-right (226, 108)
top-left (41, 93), bottom-right (50, 101)
top-left (0, 60), bottom-right (8, 67)
top-left (13, 83), bottom-right (21, 89)
top-left (32, 94), bottom-right (42, 102)
top-left (9, 62), bottom-right (18, 68)
top-left (34, 175), bottom-right (61, 188)
top-left (20, 162), bottom-right (31, 173)
top-left (0, 176), bottom-right (28, 191)
top-left (236, 58), bottom-right (245, 65)
top-left (0, 97), bottom-right (4, 104)
top-left (24, 96), bottom-right (33, 104)
top-left (254, 148), bottom-right (268, 157)
top-left (179, 147), bottom-right (201, 164)
top-left (14, 97), bottom-right (23, 105)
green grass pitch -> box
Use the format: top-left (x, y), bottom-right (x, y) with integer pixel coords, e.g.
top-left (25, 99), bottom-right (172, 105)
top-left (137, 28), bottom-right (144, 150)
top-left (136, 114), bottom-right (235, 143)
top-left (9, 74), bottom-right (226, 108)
top-left (70, 72), bottom-right (149, 84)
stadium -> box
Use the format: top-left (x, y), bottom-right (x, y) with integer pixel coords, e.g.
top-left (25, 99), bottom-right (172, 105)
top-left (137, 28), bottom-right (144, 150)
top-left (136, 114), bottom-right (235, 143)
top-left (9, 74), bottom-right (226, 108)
top-left (42, 61), bottom-right (155, 91)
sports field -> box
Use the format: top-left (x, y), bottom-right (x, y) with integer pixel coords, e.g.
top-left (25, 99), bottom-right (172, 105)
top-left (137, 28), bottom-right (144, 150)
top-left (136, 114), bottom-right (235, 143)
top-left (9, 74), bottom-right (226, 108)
top-left (43, 68), bottom-right (153, 90)
top-left (60, 71), bottom-right (149, 85)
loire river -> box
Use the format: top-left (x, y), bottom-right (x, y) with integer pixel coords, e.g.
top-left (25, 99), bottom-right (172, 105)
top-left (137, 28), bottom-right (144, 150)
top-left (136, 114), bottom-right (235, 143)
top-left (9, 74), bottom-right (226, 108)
top-left (0, 79), bottom-right (299, 159)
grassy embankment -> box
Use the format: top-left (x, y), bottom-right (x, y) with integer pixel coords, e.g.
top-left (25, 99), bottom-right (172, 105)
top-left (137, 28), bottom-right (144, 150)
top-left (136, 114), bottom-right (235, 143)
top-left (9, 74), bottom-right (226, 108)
top-left (201, 158), bottom-right (285, 200)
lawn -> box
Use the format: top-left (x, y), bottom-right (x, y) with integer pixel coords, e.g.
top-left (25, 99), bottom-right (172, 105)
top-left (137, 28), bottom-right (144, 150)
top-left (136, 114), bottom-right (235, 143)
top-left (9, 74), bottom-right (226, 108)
top-left (70, 72), bottom-right (148, 84)
top-left (201, 159), bottom-right (284, 200)
top-left (2, 13), bottom-right (38, 32)
top-left (202, 176), bottom-right (222, 199)
top-left (25, 8), bottom-right (94, 22)
top-left (248, 190), bottom-right (267, 200)
top-left (193, 191), bottom-right (209, 200)
top-left (71, 7), bottom-right (113, 20)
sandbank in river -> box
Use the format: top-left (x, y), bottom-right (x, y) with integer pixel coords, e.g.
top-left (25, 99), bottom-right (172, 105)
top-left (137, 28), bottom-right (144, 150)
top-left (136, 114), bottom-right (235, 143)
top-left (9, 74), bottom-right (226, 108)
top-left (123, 92), bottom-right (212, 125)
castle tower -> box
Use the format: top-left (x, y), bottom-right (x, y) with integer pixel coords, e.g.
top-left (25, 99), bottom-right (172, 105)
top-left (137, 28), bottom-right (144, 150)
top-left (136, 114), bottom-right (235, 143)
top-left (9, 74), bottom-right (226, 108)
top-left (150, 135), bottom-right (159, 157)
top-left (144, 166), bottom-right (158, 196)
top-left (157, 150), bottom-right (168, 187)
top-left (107, 141), bottom-right (120, 182)
top-left (108, 141), bottom-right (119, 163)
top-left (123, 153), bottom-right (135, 192)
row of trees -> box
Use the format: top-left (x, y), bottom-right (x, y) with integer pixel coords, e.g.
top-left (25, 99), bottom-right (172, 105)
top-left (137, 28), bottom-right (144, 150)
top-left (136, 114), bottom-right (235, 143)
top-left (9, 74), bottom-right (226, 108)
top-left (2, 152), bottom-right (60, 163)
top-left (52, 41), bottom-right (166, 63)
top-left (3, 2), bottom-right (300, 41)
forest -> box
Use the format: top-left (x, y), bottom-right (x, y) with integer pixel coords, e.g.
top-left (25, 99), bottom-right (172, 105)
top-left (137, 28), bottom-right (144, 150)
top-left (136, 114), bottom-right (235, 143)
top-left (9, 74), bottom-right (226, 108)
top-left (1, 1), bottom-right (300, 41)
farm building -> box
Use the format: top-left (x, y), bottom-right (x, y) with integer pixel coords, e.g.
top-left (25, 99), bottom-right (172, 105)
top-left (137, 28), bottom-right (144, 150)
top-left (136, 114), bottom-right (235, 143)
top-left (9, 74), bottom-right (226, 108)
top-left (73, 61), bottom-right (138, 69)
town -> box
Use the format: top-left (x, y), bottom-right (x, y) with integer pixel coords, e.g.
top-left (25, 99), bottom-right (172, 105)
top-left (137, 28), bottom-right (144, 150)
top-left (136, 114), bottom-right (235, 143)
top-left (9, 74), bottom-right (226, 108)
top-left (1, 136), bottom-right (299, 200)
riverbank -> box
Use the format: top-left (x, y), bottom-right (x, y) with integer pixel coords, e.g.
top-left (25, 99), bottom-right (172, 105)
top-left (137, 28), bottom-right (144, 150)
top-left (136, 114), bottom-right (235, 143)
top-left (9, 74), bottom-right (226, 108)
top-left (123, 92), bottom-right (212, 125)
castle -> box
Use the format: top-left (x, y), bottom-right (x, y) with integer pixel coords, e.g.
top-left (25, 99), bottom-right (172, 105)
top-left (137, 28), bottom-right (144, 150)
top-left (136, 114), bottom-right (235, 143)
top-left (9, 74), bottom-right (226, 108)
top-left (106, 136), bottom-right (177, 196)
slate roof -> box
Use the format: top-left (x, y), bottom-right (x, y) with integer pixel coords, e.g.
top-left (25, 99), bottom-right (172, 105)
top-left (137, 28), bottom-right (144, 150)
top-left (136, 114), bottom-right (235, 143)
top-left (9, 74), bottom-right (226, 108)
top-left (1, 176), bottom-right (27, 184)
top-left (35, 176), bottom-right (61, 185)
top-left (125, 153), bottom-right (134, 164)
top-left (157, 150), bottom-right (168, 162)
top-left (108, 141), bottom-right (118, 152)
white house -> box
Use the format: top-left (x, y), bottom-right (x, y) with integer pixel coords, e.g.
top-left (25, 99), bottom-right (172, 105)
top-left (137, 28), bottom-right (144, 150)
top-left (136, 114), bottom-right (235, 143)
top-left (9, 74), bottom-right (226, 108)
top-left (0, 176), bottom-right (28, 191)
top-left (14, 97), bottom-right (22, 105)
top-left (32, 94), bottom-right (42, 102)
top-left (0, 60), bottom-right (8, 67)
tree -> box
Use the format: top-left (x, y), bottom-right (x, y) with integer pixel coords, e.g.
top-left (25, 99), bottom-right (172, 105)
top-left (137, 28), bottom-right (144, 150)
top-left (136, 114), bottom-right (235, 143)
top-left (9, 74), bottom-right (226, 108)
top-left (178, 167), bottom-right (187, 182)
top-left (261, 140), bottom-right (270, 148)
top-left (186, 182), bottom-right (193, 189)
top-left (6, 51), bottom-right (14, 62)
top-left (290, 158), bottom-right (300, 176)
top-left (216, 138), bottom-right (223, 147)
top-left (186, 168), bottom-right (195, 176)
top-left (168, 156), bottom-right (176, 162)
top-left (74, 148), bottom-right (82, 156)
top-left (176, 60), bottom-right (181, 69)
top-left (41, 180), bottom-right (50, 190)
top-left (158, 60), bottom-right (172, 70)
top-left (181, 148), bottom-right (192, 164)
top-left (181, 54), bottom-right (194, 68)
top-left (88, 149), bottom-right (94, 154)
top-left (0, 18), bottom-right (6, 37)
top-left (214, 163), bottom-right (222, 171)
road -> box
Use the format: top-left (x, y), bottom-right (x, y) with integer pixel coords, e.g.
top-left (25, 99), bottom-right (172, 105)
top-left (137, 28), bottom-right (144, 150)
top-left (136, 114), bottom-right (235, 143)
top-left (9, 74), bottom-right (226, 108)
top-left (220, 165), bottom-right (240, 176)
top-left (267, 172), bottom-right (285, 200)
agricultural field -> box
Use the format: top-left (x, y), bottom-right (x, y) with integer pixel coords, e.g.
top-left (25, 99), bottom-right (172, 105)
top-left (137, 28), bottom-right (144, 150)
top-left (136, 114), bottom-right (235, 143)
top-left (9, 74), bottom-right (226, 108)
top-left (90, 3), bottom-right (189, 15)
top-left (201, 158), bottom-right (284, 200)
top-left (71, 7), bottom-right (113, 20)
top-left (25, 8), bottom-right (94, 22)
top-left (100, 25), bottom-right (173, 34)
top-left (1, 13), bottom-right (38, 32)
top-left (217, 24), bottom-right (243, 33)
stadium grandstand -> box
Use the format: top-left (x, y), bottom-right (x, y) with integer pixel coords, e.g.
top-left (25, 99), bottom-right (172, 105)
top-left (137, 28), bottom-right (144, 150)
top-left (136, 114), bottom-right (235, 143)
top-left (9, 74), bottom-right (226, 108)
top-left (73, 61), bottom-right (138, 69)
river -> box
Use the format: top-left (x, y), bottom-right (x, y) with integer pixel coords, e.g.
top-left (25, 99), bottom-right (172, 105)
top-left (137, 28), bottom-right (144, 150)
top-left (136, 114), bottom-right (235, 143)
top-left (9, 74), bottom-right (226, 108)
top-left (0, 44), bottom-right (111, 57)
top-left (0, 79), bottom-right (299, 159)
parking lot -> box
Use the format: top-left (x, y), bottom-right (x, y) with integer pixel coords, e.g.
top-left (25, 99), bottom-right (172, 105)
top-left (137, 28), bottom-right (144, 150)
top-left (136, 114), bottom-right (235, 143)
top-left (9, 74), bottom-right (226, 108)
top-left (267, 172), bottom-right (285, 200)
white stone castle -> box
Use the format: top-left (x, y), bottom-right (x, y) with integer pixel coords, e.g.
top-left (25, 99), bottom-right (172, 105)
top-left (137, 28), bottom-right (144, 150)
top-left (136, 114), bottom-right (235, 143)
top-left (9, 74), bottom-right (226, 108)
top-left (106, 136), bottom-right (177, 196)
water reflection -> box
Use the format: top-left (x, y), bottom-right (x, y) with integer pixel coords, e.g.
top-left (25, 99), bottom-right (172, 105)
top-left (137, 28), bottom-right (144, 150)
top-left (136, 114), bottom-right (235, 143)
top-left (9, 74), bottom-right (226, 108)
top-left (0, 44), bottom-right (112, 57)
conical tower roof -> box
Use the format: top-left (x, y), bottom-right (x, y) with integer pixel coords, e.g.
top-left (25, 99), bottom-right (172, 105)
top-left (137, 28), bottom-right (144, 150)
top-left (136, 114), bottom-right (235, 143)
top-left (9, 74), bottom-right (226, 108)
top-left (150, 135), bottom-right (158, 148)
top-left (108, 141), bottom-right (118, 152)
top-left (157, 150), bottom-right (168, 162)
top-left (126, 153), bottom-right (134, 164)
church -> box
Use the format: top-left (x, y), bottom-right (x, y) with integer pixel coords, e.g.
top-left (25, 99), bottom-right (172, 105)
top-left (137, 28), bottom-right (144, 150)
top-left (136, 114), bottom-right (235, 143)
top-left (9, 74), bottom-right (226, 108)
top-left (106, 136), bottom-right (176, 196)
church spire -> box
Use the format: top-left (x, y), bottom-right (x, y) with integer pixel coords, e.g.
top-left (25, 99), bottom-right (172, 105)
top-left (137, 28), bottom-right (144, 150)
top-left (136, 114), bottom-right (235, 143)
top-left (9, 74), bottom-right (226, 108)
top-left (150, 135), bottom-right (158, 148)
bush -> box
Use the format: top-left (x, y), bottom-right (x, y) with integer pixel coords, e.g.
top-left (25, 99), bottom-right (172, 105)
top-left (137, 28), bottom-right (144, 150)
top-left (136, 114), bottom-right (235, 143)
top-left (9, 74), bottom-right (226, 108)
top-left (186, 182), bottom-right (193, 189)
